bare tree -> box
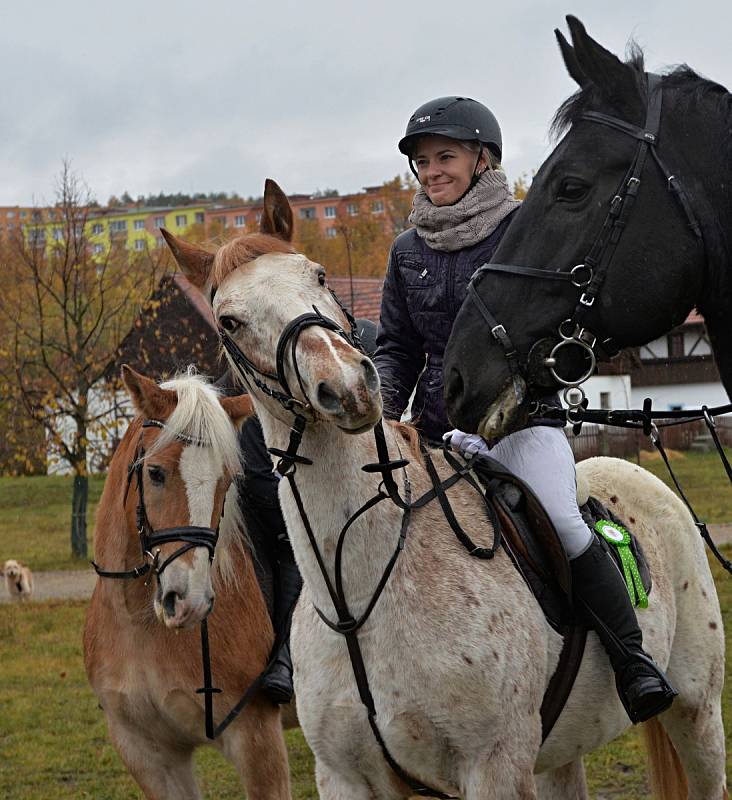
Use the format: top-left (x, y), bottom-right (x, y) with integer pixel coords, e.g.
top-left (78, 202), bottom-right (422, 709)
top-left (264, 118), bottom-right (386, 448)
top-left (0, 163), bottom-right (169, 558)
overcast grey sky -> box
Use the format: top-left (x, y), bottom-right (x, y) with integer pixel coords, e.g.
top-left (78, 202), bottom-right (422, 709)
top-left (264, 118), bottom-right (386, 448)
top-left (1, 1), bottom-right (730, 206)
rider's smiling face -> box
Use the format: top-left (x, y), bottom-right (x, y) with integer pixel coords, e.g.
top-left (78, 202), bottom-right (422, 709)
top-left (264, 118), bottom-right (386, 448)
top-left (412, 135), bottom-right (487, 206)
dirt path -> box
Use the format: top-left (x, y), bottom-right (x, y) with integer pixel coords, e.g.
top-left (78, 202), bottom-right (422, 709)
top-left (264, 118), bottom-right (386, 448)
top-left (4, 523), bottom-right (732, 604)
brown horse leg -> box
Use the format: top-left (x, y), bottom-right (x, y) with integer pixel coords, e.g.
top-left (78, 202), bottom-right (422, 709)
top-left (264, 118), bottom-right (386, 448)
top-left (106, 715), bottom-right (202, 800)
top-left (221, 699), bottom-right (291, 800)
top-left (535, 759), bottom-right (589, 799)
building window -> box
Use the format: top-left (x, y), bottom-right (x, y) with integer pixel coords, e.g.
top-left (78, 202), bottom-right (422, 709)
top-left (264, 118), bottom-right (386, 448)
top-left (133, 219), bottom-right (145, 230)
top-left (599, 392), bottom-right (611, 410)
top-left (175, 214), bottom-right (188, 227)
top-left (324, 206), bottom-right (337, 218)
top-left (154, 216), bottom-right (165, 228)
top-left (19, 210), bottom-right (27, 218)
top-left (134, 238), bottom-right (146, 251)
top-left (371, 200), bottom-right (384, 214)
top-left (214, 217), bottom-right (227, 228)
top-left (32, 210), bottom-right (42, 222)
top-left (91, 223), bottom-right (104, 235)
top-left (93, 243), bottom-right (104, 255)
top-left (109, 220), bottom-right (127, 233)
top-left (6, 210), bottom-right (14, 219)
top-left (668, 332), bottom-right (684, 358)
top-left (28, 229), bottom-right (46, 246)
top-left (346, 203), bottom-right (358, 216)
top-left (52, 228), bottom-right (63, 241)
top-left (255, 212), bottom-right (262, 223)
top-left (325, 226), bottom-right (338, 238)
top-left (195, 212), bottom-right (205, 224)
top-left (156, 236), bottom-right (164, 248)
top-left (299, 207), bottom-right (316, 220)
top-left (234, 215), bottom-right (246, 227)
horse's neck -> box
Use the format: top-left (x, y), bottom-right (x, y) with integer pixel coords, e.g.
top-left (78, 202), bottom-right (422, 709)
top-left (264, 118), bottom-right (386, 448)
top-left (259, 411), bottom-right (405, 618)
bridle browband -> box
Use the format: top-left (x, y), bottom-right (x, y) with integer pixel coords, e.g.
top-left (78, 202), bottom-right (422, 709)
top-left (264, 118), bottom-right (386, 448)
top-left (92, 419), bottom-right (220, 581)
top-left (466, 72), bottom-right (704, 412)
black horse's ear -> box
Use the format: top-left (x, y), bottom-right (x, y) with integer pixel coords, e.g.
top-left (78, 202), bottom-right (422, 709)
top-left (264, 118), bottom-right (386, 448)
top-left (565, 15), bottom-right (637, 105)
top-left (555, 29), bottom-right (589, 88)
top-left (260, 179), bottom-right (294, 242)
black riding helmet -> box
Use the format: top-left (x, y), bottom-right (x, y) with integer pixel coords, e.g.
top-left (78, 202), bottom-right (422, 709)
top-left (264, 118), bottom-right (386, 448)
top-left (398, 96), bottom-right (502, 160)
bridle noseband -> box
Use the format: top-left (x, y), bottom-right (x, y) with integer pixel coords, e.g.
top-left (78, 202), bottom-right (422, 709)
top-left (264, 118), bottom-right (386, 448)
top-left (466, 72), bottom-right (704, 413)
top-left (92, 419), bottom-right (221, 581)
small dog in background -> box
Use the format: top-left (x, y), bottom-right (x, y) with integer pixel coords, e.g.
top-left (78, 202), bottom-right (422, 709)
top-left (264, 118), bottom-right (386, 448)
top-left (3, 559), bottom-right (33, 602)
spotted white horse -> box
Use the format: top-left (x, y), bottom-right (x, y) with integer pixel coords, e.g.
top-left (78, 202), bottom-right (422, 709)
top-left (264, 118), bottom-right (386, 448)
top-left (163, 180), bottom-right (727, 800)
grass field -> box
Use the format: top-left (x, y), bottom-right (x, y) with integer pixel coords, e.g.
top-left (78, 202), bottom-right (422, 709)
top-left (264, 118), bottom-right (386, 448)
top-left (1, 448), bottom-right (730, 573)
top-left (1, 550), bottom-right (731, 798)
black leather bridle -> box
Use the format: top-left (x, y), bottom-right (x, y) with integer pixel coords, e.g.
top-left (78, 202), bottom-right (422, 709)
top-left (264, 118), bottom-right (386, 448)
top-left (466, 72), bottom-right (704, 413)
top-left (219, 290), bottom-right (504, 798)
top-left (92, 419), bottom-right (220, 581)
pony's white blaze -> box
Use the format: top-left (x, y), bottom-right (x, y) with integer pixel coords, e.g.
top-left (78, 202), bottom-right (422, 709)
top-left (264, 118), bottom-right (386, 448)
top-left (180, 444), bottom-right (223, 527)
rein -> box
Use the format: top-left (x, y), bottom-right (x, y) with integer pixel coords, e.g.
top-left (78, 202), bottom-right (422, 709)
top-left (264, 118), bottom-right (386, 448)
top-left (466, 72), bottom-right (704, 412)
top-left (221, 293), bottom-right (500, 798)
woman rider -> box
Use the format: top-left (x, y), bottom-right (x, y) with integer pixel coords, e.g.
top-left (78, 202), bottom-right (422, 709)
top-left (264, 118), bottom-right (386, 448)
top-left (373, 96), bottom-right (676, 723)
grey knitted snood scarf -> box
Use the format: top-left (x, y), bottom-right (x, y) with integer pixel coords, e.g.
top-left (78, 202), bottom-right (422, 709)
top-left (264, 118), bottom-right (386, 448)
top-left (409, 169), bottom-right (521, 252)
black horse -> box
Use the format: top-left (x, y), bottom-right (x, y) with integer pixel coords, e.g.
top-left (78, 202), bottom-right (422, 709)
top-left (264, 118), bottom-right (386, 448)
top-left (443, 16), bottom-right (732, 439)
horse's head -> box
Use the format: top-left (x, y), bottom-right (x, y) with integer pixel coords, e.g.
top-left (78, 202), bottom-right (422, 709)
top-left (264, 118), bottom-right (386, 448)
top-left (444, 15), bottom-right (710, 438)
top-left (119, 366), bottom-right (252, 629)
top-left (162, 180), bottom-right (382, 434)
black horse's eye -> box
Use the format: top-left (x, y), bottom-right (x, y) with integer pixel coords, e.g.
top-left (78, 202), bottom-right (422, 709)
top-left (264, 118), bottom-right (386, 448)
top-left (557, 178), bottom-right (590, 203)
top-left (219, 315), bottom-right (240, 333)
top-left (148, 465), bottom-right (166, 486)
top-left (317, 270), bottom-right (326, 286)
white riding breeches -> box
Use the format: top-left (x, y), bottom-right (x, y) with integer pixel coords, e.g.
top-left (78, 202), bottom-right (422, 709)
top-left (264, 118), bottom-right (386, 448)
top-left (447, 426), bottom-right (593, 560)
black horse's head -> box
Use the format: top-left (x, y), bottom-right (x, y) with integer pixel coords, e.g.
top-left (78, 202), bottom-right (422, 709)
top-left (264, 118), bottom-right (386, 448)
top-left (444, 15), bottom-right (726, 439)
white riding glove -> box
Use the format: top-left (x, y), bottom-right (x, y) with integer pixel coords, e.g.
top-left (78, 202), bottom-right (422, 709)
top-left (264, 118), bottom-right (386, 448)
top-left (443, 429), bottom-right (492, 459)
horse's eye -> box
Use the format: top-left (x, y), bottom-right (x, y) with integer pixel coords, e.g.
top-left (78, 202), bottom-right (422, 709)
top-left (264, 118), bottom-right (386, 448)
top-left (317, 271), bottom-right (326, 286)
top-left (557, 178), bottom-right (589, 203)
top-left (219, 315), bottom-right (240, 333)
top-left (148, 466), bottom-right (166, 486)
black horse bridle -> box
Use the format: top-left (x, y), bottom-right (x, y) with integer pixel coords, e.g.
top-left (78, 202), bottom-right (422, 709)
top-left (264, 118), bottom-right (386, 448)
top-left (92, 419), bottom-right (220, 581)
top-left (219, 290), bottom-right (503, 798)
top-left (466, 72), bottom-right (704, 413)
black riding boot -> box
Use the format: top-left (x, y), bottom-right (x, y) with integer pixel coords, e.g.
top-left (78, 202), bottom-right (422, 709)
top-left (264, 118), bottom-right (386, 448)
top-left (571, 537), bottom-right (677, 723)
top-left (261, 550), bottom-right (302, 705)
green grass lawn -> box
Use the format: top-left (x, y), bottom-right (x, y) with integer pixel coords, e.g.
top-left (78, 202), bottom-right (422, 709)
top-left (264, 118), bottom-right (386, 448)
top-left (2, 551), bottom-right (732, 798)
top-left (1, 448), bottom-right (731, 574)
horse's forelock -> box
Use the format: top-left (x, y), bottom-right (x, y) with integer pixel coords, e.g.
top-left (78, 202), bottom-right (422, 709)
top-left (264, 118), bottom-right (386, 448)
top-left (212, 233), bottom-right (296, 287)
top-left (151, 370), bottom-right (242, 479)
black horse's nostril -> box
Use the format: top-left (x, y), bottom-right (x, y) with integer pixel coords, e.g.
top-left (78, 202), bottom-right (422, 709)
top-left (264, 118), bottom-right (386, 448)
top-left (316, 381), bottom-right (342, 412)
top-left (445, 367), bottom-right (465, 408)
top-left (162, 591), bottom-right (179, 618)
top-left (361, 359), bottom-right (379, 393)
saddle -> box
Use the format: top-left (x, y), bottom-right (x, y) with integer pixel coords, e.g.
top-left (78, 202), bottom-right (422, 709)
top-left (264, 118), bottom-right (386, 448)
top-left (469, 454), bottom-right (651, 742)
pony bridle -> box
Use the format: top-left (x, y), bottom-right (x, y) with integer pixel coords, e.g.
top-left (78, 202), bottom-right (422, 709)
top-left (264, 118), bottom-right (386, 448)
top-left (467, 72), bottom-right (704, 414)
top-left (92, 419), bottom-right (220, 581)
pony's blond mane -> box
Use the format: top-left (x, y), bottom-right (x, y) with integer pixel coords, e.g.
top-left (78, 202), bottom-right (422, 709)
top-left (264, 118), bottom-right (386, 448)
top-left (212, 233), bottom-right (296, 286)
top-left (146, 369), bottom-right (247, 588)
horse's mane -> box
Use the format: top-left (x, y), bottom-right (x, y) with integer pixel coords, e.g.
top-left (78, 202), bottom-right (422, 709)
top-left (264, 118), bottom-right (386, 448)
top-left (387, 420), bottom-right (425, 467)
top-left (550, 42), bottom-right (731, 140)
top-left (212, 233), bottom-right (296, 286)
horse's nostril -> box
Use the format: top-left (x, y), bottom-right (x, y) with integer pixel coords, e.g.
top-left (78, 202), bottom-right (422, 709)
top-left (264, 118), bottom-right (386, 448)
top-left (361, 359), bottom-right (379, 393)
top-left (316, 381), bottom-right (342, 412)
top-left (162, 591), bottom-right (179, 618)
top-left (446, 367), bottom-right (465, 407)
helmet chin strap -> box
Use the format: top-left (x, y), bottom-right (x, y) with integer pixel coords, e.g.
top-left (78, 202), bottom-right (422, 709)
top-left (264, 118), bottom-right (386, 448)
top-left (409, 144), bottom-right (486, 207)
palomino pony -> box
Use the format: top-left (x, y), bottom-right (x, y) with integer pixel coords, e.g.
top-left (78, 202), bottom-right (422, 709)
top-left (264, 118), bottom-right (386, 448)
top-left (162, 181), bottom-right (726, 799)
top-left (83, 366), bottom-right (291, 800)
top-left (444, 16), bottom-right (732, 438)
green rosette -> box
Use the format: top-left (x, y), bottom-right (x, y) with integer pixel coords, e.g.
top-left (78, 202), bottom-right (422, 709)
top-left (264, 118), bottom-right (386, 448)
top-left (594, 519), bottom-right (649, 609)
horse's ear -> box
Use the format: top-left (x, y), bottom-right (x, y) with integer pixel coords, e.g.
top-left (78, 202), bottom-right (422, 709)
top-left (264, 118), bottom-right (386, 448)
top-left (555, 28), bottom-right (589, 88)
top-left (565, 16), bottom-right (637, 105)
top-left (260, 179), bottom-right (294, 242)
top-left (220, 394), bottom-right (255, 430)
top-left (121, 365), bottom-right (178, 420)
top-left (161, 228), bottom-right (215, 290)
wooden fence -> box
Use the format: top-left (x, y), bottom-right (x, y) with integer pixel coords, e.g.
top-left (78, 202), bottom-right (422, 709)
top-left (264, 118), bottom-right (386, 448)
top-left (567, 416), bottom-right (732, 462)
